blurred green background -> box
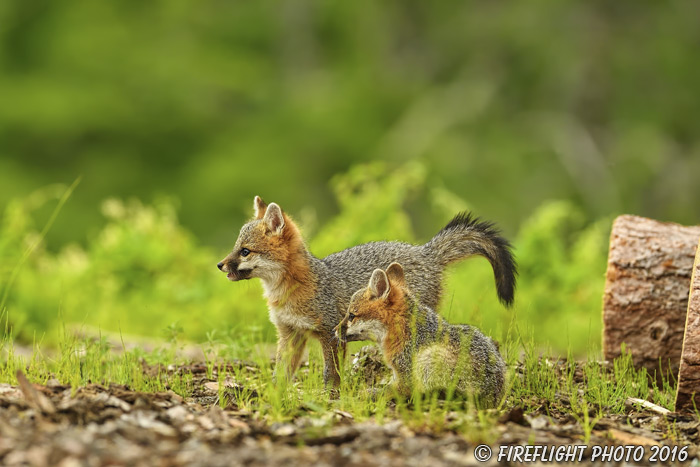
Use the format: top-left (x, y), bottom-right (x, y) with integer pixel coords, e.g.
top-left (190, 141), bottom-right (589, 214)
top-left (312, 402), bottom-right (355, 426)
top-left (1, 1), bottom-right (698, 356)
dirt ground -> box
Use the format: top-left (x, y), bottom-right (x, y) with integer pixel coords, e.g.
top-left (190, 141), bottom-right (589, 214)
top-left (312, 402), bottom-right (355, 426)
top-left (1, 357), bottom-right (698, 467)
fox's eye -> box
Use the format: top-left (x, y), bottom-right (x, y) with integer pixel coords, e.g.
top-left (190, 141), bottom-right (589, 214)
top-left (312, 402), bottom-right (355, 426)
top-left (348, 313), bottom-right (355, 322)
top-left (240, 248), bottom-right (250, 257)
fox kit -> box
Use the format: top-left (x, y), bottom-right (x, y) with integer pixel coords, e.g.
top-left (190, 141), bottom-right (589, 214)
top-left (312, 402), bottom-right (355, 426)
top-left (339, 263), bottom-right (505, 406)
top-left (218, 196), bottom-right (516, 388)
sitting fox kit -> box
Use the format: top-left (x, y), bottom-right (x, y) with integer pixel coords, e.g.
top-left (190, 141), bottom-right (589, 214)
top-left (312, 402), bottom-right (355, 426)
top-left (338, 263), bottom-right (506, 406)
top-left (218, 196), bottom-right (516, 388)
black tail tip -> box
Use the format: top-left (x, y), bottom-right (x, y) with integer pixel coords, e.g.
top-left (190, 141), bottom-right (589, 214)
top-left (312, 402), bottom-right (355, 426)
top-left (496, 251), bottom-right (518, 308)
top-left (498, 288), bottom-right (516, 308)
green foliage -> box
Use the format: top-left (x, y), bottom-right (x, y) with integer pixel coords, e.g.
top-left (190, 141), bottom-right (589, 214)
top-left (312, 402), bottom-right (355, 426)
top-left (0, 162), bottom-right (609, 357)
top-left (0, 1), bottom-right (698, 249)
top-left (311, 161), bottom-right (424, 256)
top-left (0, 192), bottom-right (272, 345)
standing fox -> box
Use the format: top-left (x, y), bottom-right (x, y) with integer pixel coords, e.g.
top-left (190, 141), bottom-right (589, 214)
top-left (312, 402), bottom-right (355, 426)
top-left (337, 263), bottom-right (505, 406)
top-left (217, 196), bottom-right (516, 388)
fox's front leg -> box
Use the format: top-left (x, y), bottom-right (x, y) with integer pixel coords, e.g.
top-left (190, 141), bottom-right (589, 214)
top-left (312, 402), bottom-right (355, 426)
top-left (319, 335), bottom-right (341, 389)
top-left (274, 324), bottom-right (308, 381)
top-left (391, 355), bottom-right (413, 398)
top-left (392, 374), bottom-right (412, 399)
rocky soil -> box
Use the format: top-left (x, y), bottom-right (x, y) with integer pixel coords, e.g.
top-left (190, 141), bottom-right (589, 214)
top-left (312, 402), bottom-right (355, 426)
top-left (1, 356), bottom-right (698, 466)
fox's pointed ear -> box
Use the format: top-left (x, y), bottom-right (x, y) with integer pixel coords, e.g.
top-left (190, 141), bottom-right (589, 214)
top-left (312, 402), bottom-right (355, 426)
top-left (254, 196), bottom-right (268, 219)
top-left (369, 269), bottom-right (390, 299)
top-left (263, 202), bottom-right (285, 234)
top-left (385, 262), bottom-right (405, 286)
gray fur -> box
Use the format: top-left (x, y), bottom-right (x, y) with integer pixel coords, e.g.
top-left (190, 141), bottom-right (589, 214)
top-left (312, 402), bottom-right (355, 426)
top-left (219, 200), bottom-right (516, 388)
top-left (345, 276), bottom-right (506, 407)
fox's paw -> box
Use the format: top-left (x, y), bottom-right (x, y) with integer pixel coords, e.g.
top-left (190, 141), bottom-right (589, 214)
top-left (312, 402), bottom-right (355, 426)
top-left (325, 387), bottom-right (340, 400)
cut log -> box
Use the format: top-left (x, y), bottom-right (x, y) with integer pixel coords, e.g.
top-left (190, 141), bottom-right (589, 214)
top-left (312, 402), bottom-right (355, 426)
top-left (602, 215), bottom-right (700, 380)
top-left (675, 240), bottom-right (700, 413)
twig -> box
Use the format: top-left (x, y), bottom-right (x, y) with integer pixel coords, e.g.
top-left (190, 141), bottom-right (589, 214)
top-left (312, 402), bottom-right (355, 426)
top-left (625, 397), bottom-right (671, 416)
top-left (16, 370), bottom-right (56, 414)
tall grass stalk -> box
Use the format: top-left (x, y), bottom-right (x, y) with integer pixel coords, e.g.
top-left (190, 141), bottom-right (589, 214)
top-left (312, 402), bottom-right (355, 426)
top-left (0, 178), bottom-right (81, 315)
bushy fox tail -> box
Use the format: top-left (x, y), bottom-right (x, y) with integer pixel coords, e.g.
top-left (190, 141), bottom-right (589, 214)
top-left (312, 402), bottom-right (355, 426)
top-left (426, 212), bottom-right (517, 307)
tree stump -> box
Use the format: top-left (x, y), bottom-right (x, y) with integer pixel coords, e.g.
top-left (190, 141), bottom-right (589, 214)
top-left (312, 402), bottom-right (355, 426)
top-left (675, 240), bottom-right (700, 413)
top-left (602, 215), bottom-right (700, 380)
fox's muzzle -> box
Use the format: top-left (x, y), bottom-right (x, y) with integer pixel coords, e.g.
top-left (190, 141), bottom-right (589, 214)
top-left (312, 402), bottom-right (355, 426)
top-left (345, 328), bottom-right (362, 341)
top-left (217, 259), bottom-right (238, 273)
top-left (217, 259), bottom-right (251, 281)
top-left (343, 323), bottom-right (366, 343)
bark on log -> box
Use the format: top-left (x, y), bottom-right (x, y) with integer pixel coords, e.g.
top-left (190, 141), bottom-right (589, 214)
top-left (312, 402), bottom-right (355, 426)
top-left (675, 241), bottom-right (700, 413)
top-left (602, 215), bottom-right (700, 380)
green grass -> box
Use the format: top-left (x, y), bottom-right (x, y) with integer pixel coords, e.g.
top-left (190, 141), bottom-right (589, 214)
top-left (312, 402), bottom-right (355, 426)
top-left (0, 323), bottom-right (678, 442)
top-left (0, 327), bottom-right (192, 398)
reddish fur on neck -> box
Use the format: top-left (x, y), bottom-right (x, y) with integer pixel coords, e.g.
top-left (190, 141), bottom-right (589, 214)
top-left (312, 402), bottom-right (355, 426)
top-left (265, 214), bottom-right (316, 308)
top-left (382, 287), bottom-right (410, 362)
top-left (354, 286), bottom-right (410, 362)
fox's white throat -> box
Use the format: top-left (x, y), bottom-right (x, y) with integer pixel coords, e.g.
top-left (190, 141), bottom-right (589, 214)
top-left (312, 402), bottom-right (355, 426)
top-left (262, 279), bottom-right (317, 331)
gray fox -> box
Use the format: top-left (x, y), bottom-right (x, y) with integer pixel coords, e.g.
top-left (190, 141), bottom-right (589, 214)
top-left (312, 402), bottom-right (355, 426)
top-left (336, 262), bottom-right (505, 406)
top-left (217, 196), bottom-right (516, 388)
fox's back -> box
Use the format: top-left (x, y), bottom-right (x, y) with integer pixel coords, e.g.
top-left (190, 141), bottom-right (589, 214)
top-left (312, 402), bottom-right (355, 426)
top-left (413, 319), bottom-right (505, 406)
top-left (321, 241), bottom-right (443, 310)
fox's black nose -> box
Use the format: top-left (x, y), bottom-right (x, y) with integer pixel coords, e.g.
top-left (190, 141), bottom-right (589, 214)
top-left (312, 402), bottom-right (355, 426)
top-left (217, 262), bottom-right (224, 271)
